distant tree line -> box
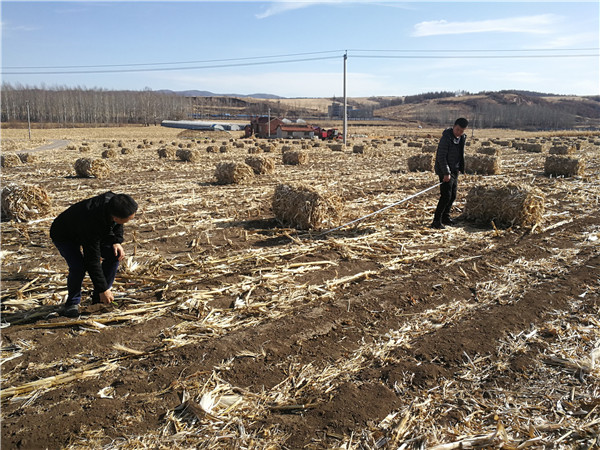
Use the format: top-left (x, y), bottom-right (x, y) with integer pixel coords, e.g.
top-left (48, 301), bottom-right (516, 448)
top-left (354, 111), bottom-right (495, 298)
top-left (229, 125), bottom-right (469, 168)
top-left (1, 83), bottom-right (192, 126)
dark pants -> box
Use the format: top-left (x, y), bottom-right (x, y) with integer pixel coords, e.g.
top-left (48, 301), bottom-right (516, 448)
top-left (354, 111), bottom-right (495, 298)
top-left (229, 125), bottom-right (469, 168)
top-left (53, 241), bottom-right (119, 306)
top-left (434, 173), bottom-right (458, 222)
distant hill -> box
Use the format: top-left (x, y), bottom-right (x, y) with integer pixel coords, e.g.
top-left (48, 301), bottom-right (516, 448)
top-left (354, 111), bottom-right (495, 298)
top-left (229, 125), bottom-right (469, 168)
top-left (156, 89), bottom-right (283, 99)
top-left (372, 92), bottom-right (600, 130)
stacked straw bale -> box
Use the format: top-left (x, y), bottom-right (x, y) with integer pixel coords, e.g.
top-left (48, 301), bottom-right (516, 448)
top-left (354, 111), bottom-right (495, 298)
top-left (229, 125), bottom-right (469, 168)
top-left (407, 154), bottom-right (434, 172)
top-left (477, 146), bottom-right (500, 156)
top-left (516, 142), bottom-right (543, 153)
top-left (464, 182), bottom-right (544, 228)
top-left (422, 145), bottom-right (437, 153)
top-left (179, 149), bottom-right (201, 163)
top-left (549, 145), bottom-right (575, 155)
top-left (18, 153), bottom-right (39, 164)
top-left (157, 147), bottom-right (176, 159)
top-left (215, 162), bottom-right (255, 184)
top-left (282, 151), bottom-right (308, 165)
top-left (1, 184), bottom-right (52, 222)
top-left (272, 183), bottom-right (342, 230)
top-left (544, 155), bottom-right (584, 177)
top-left (74, 158), bottom-right (110, 179)
top-left (245, 156), bottom-right (275, 175)
top-left (102, 149), bottom-right (117, 159)
top-left (465, 154), bottom-right (501, 175)
top-left (1, 154), bottom-right (23, 168)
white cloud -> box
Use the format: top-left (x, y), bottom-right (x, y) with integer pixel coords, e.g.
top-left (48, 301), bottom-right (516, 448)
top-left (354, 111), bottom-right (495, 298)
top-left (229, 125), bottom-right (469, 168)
top-left (255, 0), bottom-right (347, 19)
top-left (538, 31), bottom-right (599, 49)
top-left (412, 14), bottom-right (559, 37)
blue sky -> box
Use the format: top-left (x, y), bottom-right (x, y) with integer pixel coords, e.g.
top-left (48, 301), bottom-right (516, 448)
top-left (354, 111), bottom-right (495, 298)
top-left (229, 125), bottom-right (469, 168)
top-left (1, 1), bottom-right (598, 97)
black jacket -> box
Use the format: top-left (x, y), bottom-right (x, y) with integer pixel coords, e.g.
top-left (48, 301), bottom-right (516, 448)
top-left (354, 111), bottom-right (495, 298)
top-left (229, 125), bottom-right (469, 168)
top-left (50, 192), bottom-right (124, 293)
top-left (435, 127), bottom-right (466, 176)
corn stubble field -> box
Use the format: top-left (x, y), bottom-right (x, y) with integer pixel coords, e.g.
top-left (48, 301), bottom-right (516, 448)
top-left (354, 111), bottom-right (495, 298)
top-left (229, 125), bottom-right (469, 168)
top-left (1, 125), bottom-right (599, 449)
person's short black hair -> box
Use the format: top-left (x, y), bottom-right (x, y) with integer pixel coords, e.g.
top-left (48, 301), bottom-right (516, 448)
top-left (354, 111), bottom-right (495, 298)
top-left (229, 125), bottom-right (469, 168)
top-left (108, 194), bottom-right (138, 218)
top-left (454, 117), bottom-right (469, 128)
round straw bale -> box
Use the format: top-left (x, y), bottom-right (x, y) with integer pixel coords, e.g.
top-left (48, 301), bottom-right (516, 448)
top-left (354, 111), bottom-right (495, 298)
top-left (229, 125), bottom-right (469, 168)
top-left (235, 142), bottom-right (245, 148)
top-left (465, 154), bottom-right (501, 175)
top-left (17, 153), bottom-right (39, 163)
top-left (464, 182), bottom-right (544, 228)
top-left (74, 158), bottom-right (110, 179)
top-left (79, 146), bottom-right (90, 153)
top-left (1, 153), bottom-right (24, 168)
top-left (329, 143), bottom-right (344, 151)
top-left (215, 162), bottom-right (255, 184)
top-left (422, 145), bottom-right (437, 153)
top-left (544, 155), bottom-right (584, 177)
top-left (67, 144), bottom-right (77, 150)
top-left (247, 146), bottom-right (262, 154)
top-left (272, 183), bottom-right (342, 230)
top-left (262, 144), bottom-right (275, 153)
top-left (121, 147), bottom-right (132, 155)
top-left (245, 156), bottom-right (275, 174)
top-left (205, 145), bottom-right (217, 153)
top-left (407, 154), bottom-right (434, 172)
top-left (1, 184), bottom-right (52, 222)
top-left (282, 151), bottom-right (309, 165)
top-left (477, 146), bottom-right (500, 156)
top-left (219, 145), bottom-right (230, 153)
top-left (102, 149), bottom-right (117, 159)
top-left (157, 147), bottom-right (176, 159)
top-left (179, 149), bottom-right (201, 162)
top-left (549, 145), bottom-right (575, 155)
top-left (281, 145), bottom-right (293, 152)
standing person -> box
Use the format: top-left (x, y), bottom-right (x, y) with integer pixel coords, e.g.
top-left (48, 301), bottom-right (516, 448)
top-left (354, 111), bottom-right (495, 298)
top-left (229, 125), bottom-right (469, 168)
top-left (431, 117), bottom-right (469, 229)
top-left (50, 192), bottom-right (138, 318)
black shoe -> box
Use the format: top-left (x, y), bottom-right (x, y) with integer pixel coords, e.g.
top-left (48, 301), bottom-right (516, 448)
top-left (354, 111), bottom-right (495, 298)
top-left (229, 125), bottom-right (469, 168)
top-left (60, 304), bottom-right (80, 318)
top-left (442, 217), bottom-right (456, 226)
top-left (430, 221), bottom-right (446, 230)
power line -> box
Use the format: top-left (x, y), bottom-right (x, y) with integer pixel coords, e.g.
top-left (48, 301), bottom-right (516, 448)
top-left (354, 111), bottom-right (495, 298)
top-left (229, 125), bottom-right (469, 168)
top-left (1, 55), bottom-right (340, 75)
top-left (354, 54), bottom-right (598, 59)
top-left (5, 47), bottom-right (597, 70)
top-left (3, 50), bottom-right (345, 70)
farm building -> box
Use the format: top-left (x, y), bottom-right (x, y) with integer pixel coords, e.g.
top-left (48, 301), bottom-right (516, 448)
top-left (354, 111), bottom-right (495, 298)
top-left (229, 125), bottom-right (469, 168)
top-left (246, 116), bottom-right (285, 138)
top-left (276, 124), bottom-right (315, 139)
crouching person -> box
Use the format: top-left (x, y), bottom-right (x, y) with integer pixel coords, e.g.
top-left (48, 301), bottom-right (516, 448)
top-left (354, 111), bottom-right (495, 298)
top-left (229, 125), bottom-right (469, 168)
top-left (50, 192), bottom-right (138, 318)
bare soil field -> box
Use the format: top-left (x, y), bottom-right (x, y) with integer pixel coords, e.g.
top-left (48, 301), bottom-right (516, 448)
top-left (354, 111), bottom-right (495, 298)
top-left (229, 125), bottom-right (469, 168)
top-left (1, 126), bottom-right (599, 449)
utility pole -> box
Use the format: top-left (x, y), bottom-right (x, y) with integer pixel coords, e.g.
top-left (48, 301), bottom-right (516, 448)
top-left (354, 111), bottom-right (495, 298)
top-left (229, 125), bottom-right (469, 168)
top-left (26, 100), bottom-right (31, 139)
top-left (343, 51), bottom-right (347, 146)
top-left (268, 107), bottom-right (271, 139)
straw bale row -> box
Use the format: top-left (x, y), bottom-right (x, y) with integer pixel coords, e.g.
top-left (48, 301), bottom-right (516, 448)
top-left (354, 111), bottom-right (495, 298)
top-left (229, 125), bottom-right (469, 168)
top-left (245, 156), bottom-right (275, 175)
top-left (1, 154), bottom-right (23, 167)
top-left (407, 154), bottom-right (434, 172)
top-left (1, 184), bottom-right (52, 222)
top-left (282, 151), bottom-right (308, 165)
top-left (215, 162), bottom-right (254, 184)
top-left (544, 155), bottom-right (584, 177)
top-left (74, 158), bottom-right (110, 179)
top-left (272, 183), bottom-right (342, 230)
top-left (464, 154), bottom-right (501, 175)
top-left (548, 145), bottom-right (575, 155)
top-left (464, 182), bottom-right (544, 228)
